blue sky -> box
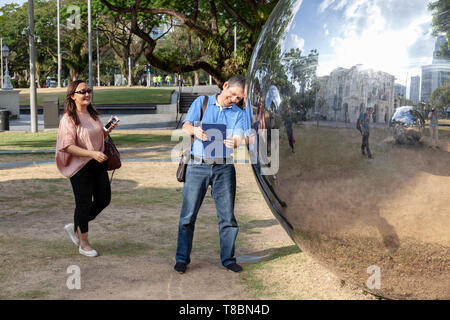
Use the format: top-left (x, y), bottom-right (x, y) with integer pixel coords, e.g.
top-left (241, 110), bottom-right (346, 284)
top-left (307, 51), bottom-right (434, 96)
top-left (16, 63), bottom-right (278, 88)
top-left (281, 0), bottom-right (436, 88)
top-left (0, 0), bottom-right (27, 7)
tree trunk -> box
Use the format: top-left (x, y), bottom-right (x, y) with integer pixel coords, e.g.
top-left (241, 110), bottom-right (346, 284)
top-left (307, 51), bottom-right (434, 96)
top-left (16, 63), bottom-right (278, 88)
top-left (194, 72), bottom-right (199, 86)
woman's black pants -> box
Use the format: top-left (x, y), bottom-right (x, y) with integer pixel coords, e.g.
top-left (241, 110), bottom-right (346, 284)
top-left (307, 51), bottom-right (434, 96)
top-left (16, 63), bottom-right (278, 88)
top-left (70, 159), bottom-right (111, 234)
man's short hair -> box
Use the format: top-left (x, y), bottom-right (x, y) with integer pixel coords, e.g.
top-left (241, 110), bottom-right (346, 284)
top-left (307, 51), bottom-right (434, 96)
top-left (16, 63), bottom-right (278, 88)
top-left (367, 107), bottom-right (374, 111)
top-left (227, 75), bottom-right (246, 90)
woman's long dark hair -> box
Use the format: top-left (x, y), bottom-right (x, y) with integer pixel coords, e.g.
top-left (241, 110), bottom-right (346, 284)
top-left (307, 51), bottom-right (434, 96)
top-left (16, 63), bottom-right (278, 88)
top-left (64, 80), bottom-right (99, 125)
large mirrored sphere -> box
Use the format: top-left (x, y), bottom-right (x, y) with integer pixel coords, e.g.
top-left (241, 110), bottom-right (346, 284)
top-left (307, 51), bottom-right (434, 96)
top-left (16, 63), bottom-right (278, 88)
top-left (246, 0), bottom-right (449, 299)
top-left (390, 106), bottom-right (425, 145)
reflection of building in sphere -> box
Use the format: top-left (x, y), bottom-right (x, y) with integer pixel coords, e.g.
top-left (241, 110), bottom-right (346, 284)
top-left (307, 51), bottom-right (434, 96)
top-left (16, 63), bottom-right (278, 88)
top-left (420, 35), bottom-right (450, 103)
top-left (313, 65), bottom-right (395, 124)
top-left (390, 106), bottom-right (425, 144)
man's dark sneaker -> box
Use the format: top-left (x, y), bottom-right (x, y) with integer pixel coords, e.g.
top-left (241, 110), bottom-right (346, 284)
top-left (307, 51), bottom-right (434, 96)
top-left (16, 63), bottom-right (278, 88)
top-left (174, 262), bottom-right (187, 274)
top-left (225, 263), bottom-right (243, 273)
top-left (368, 155), bottom-right (374, 159)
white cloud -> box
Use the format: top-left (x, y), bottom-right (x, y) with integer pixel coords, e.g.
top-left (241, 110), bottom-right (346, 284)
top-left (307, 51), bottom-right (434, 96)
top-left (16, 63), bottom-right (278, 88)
top-left (286, 34), bottom-right (305, 52)
top-left (318, 0), bottom-right (337, 13)
top-left (323, 24), bottom-right (329, 36)
top-left (317, 0), bottom-right (433, 85)
top-left (334, 0), bottom-right (350, 11)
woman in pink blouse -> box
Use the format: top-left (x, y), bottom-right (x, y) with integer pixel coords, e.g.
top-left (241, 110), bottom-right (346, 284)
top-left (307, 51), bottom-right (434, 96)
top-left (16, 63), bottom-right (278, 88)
top-left (56, 80), bottom-right (119, 257)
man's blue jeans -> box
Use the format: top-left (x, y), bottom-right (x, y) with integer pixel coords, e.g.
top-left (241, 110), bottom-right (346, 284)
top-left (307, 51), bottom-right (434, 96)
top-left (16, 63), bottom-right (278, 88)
top-left (175, 162), bottom-right (238, 267)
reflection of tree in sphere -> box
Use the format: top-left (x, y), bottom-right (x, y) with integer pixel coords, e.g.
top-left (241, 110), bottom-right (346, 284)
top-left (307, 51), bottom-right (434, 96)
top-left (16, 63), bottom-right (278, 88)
top-left (246, 0), bottom-right (450, 299)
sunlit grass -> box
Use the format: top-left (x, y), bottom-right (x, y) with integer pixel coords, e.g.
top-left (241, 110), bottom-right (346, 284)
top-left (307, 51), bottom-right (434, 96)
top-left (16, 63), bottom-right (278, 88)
top-left (0, 130), bottom-right (175, 151)
top-left (19, 87), bottom-right (173, 106)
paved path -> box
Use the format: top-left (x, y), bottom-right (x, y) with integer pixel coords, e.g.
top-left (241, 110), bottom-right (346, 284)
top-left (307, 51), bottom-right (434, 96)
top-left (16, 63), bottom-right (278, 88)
top-left (8, 113), bottom-right (179, 131)
top-left (0, 146), bottom-right (173, 154)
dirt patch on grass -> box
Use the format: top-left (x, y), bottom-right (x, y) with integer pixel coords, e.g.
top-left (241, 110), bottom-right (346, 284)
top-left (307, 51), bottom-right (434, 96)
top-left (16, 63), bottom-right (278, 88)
top-left (0, 162), bottom-right (372, 300)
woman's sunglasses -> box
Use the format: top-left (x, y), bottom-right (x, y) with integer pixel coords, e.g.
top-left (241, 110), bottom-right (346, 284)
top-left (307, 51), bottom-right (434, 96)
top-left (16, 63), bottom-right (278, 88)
top-left (74, 88), bottom-right (92, 95)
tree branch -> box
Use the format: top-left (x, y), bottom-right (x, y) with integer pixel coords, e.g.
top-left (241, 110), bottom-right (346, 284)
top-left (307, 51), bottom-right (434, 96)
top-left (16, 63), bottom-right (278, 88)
top-left (243, 0), bottom-right (257, 11)
top-left (192, 0), bottom-right (199, 22)
top-left (218, 0), bottom-right (254, 32)
top-left (99, 0), bottom-right (213, 39)
top-left (209, 0), bottom-right (218, 35)
top-left (145, 51), bottom-right (224, 87)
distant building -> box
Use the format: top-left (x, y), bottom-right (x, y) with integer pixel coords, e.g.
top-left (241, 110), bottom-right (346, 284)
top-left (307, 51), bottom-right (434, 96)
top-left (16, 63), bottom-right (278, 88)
top-left (410, 76), bottom-right (420, 104)
top-left (314, 64), bottom-right (395, 124)
top-left (420, 35), bottom-right (450, 103)
top-left (394, 83), bottom-right (406, 97)
top-left (432, 35), bottom-right (448, 64)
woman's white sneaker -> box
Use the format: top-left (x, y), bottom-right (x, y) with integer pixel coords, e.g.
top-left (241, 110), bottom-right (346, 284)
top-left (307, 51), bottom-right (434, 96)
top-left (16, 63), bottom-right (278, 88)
top-left (64, 223), bottom-right (80, 247)
top-left (79, 246), bottom-right (98, 257)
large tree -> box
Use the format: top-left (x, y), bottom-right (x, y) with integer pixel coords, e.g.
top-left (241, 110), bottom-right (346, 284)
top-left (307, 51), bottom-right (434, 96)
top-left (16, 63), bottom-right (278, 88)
top-left (430, 80), bottom-right (450, 112)
top-left (428, 0), bottom-right (450, 58)
top-left (0, 1), bottom-right (59, 87)
top-left (98, 0), bottom-right (278, 87)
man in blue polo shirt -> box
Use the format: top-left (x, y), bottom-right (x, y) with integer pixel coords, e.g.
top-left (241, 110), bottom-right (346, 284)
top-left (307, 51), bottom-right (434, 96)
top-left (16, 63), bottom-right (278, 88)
top-left (174, 75), bottom-right (246, 274)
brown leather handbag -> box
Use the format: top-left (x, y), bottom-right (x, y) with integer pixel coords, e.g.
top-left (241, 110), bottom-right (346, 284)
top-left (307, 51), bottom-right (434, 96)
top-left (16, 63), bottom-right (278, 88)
top-left (176, 96), bottom-right (208, 182)
top-left (104, 135), bottom-right (121, 171)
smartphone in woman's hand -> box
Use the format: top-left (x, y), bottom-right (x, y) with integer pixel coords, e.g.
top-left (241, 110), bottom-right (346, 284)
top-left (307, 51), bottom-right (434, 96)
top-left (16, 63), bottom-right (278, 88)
top-left (104, 116), bottom-right (119, 131)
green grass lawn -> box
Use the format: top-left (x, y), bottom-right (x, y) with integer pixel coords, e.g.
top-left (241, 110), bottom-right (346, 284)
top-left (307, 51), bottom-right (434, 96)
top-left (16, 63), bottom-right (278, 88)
top-left (0, 131), bottom-right (175, 151)
top-left (19, 88), bottom-right (173, 106)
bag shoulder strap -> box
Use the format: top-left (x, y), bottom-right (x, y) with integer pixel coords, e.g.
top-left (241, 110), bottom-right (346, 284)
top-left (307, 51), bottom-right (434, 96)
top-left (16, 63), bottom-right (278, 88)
top-left (200, 95), bottom-right (208, 120)
top-left (189, 96), bottom-right (208, 146)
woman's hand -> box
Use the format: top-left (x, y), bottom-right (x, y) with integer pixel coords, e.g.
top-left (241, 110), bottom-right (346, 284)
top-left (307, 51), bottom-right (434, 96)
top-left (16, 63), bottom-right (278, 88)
top-left (91, 151), bottom-right (108, 163)
top-left (104, 116), bottom-right (120, 136)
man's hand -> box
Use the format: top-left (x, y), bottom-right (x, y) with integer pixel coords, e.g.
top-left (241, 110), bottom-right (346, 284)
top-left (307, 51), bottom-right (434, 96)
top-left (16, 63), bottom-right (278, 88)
top-left (194, 126), bottom-right (208, 141)
top-left (224, 136), bottom-right (235, 149)
top-left (249, 133), bottom-right (256, 145)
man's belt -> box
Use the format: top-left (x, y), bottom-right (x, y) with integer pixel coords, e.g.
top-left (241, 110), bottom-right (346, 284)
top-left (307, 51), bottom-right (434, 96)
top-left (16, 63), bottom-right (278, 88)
top-left (191, 155), bottom-right (233, 165)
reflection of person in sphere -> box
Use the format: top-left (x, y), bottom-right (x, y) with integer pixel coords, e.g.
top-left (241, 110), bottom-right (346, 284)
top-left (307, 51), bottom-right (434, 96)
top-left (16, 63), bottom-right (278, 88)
top-left (243, 84), bottom-right (255, 147)
top-left (428, 107), bottom-right (439, 148)
top-left (283, 109), bottom-right (295, 153)
top-left (359, 107), bottom-right (374, 159)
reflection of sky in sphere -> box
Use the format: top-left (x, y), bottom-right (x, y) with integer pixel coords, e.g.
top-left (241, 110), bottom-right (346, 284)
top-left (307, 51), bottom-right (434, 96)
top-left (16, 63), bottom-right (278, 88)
top-left (392, 106), bottom-right (421, 125)
top-left (282, 0), bottom-right (434, 85)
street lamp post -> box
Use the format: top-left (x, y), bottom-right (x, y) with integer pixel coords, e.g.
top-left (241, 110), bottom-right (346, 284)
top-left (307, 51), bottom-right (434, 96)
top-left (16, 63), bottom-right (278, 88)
top-left (128, 57), bottom-right (132, 87)
top-left (96, 24), bottom-right (100, 87)
top-left (88, 0), bottom-right (93, 90)
top-left (1, 45), bottom-right (12, 90)
top-left (28, 0), bottom-right (38, 133)
top-left (57, 0), bottom-right (61, 88)
top-left (1, 37), bottom-right (3, 89)
top-left (234, 25), bottom-right (237, 54)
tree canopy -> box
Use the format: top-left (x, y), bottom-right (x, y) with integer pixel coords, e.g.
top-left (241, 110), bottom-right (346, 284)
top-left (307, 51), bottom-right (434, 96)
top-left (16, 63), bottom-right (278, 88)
top-left (0, 0), bottom-right (278, 88)
top-left (98, 0), bottom-right (279, 87)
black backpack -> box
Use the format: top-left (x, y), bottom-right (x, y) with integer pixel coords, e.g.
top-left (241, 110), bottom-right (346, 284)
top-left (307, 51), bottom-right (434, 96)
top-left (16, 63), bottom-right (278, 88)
top-left (356, 113), bottom-right (362, 132)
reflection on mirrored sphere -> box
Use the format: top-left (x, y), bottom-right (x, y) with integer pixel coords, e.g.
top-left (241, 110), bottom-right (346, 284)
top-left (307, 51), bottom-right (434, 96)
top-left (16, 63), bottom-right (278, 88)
top-left (390, 106), bottom-right (425, 145)
top-left (246, 0), bottom-right (449, 299)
